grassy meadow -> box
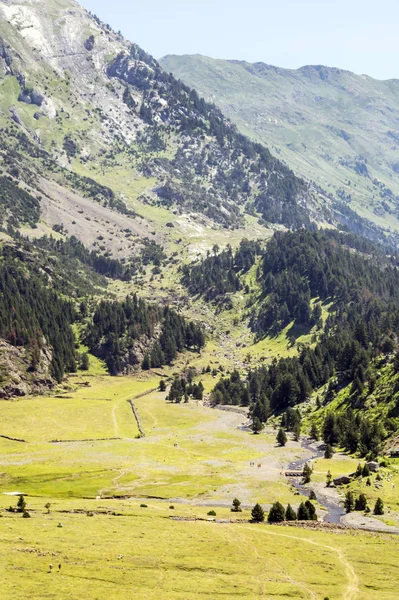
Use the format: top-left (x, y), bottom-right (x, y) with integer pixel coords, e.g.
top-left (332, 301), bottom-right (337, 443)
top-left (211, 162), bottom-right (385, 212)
top-left (1, 496), bottom-right (399, 600)
top-left (1, 373), bottom-right (399, 598)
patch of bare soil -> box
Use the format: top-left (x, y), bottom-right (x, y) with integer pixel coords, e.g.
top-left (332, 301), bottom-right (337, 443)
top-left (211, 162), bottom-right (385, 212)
top-left (36, 177), bottom-right (162, 257)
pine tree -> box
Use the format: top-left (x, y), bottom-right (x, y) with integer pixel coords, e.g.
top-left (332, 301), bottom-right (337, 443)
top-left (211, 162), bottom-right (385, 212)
top-left (251, 503), bottom-right (265, 522)
top-left (373, 497), bottom-right (384, 515)
top-left (310, 422), bottom-right (319, 441)
top-left (302, 463), bottom-right (312, 484)
top-left (297, 502), bottom-right (310, 520)
top-left (324, 444), bottom-right (333, 459)
top-left (326, 470), bottom-right (332, 487)
top-left (305, 500), bottom-right (317, 521)
top-left (362, 464), bottom-right (370, 477)
top-left (252, 417), bottom-right (264, 435)
top-left (285, 504), bottom-right (297, 521)
top-left (231, 498), bottom-right (242, 512)
top-left (344, 491), bottom-right (354, 513)
top-left (159, 380), bottom-right (166, 392)
top-left (80, 352), bottom-right (90, 371)
top-left (17, 495), bottom-right (26, 513)
top-left (267, 502), bottom-right (285, 523)
top-left (277, 428), bottom-right (287, 446)
top-left (354, 494), bottom-right (368, 511)
top-left (142, 354), bottom-right (151, 370)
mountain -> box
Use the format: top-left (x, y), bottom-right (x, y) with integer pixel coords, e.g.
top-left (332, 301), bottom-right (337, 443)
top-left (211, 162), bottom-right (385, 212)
top-left (0, 0), bottom-right (328, 248)
top-left (0, 0), bottom-right (399, 435)
top-left (160, 54), bottom-right (399, 239)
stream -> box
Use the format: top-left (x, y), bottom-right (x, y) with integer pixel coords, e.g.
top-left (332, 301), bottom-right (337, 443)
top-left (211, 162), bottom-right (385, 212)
top-left (287, 439), bottom-right (345, 524)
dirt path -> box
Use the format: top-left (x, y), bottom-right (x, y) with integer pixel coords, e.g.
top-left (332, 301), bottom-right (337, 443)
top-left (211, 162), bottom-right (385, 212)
top-left (240, 525), bottom-right (359, 600)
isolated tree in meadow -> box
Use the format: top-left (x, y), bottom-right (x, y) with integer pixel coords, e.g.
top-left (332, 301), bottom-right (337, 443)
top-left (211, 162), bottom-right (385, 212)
top-left (17, 495), bottom-right (26, 513)
top-left (231, 498), bottom-right (242, 512)
top-left (285, 504), bottom-right (297, 521)
top-left (326, 470), bottom-right (332, 487)
top-left (267, 502), bottom-right (285, 523)
top-left (277, 428), bottom-right (287, 447)
top-left (373, 497), bottom-right (384, 515)
top-left (251, 503), bottom-right (265, 522)
top-left (344, 491), bottom-right (354, 513)
top-left (159, 380), bottom-right (166, 392)
top-left (45, 502), bottom-right (51, 514)
top-left (324, 444), bottom-right (333, 459)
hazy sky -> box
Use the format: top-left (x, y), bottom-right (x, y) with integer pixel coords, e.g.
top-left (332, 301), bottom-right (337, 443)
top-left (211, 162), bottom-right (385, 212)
top-left (80, 0), bottom-right (399, 80)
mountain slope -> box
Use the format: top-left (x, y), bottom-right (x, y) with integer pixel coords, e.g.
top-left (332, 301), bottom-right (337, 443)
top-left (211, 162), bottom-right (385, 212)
top-left (160, 54), bottom-right (399, 237)
top-left (0, 0), bottom-right (327, 254)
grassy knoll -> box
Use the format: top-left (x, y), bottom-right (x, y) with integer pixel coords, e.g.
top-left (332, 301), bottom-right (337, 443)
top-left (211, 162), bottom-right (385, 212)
top-left (1, 497), bottom-right (398, 599)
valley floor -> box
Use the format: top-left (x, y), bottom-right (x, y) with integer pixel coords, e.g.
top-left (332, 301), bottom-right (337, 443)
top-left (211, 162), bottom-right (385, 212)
top-left (1, 373), bottom-right (399, 598)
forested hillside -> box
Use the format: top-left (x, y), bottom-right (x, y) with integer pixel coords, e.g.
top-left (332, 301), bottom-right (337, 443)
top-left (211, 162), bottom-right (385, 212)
top-left (180, 229), bottom-right (399, 443)
top-left (85, 297), bottom-right (204, 375)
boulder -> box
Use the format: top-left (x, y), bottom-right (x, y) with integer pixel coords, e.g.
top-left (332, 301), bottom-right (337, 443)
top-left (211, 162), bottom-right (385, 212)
top-left (367, 461), bottom-right (379, 472)
top-left (333, 476), bottom-right (351, 486)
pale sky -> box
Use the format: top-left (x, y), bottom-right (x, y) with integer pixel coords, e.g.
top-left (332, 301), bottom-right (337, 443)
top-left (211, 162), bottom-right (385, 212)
top-left (80, 0), bottom-right (399, 80)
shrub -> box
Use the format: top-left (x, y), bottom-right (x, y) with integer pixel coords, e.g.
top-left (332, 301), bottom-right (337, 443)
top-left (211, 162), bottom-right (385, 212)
top-left (207, 510), bottom-right (216, 516)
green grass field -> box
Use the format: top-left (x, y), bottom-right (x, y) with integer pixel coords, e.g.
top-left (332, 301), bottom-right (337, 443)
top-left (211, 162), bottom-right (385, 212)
top-left (1, 374), bottom-right (399, 598)
top-left (1, 496), bottom-right (398, 600)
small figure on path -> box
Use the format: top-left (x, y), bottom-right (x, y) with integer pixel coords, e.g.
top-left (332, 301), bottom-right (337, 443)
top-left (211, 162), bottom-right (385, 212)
top-left (49, 564), bottom-right (53, 573)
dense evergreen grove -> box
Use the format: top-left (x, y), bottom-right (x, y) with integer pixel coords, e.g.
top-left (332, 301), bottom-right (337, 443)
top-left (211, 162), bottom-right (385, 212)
top-left (0, 253), bottom-right (76, 381)
top-left (0, 176), bottom-right (40, 229)
top-left (85, 296), bottom-right (205, 375)
top-left (181, 239), bottom-right (261, 301)
top-left (256, 229), bottom-right (399, 335)
top-left (210, 230), bottom-right (399, 447)
top-left (321, 410), bottom-right (387, 458)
